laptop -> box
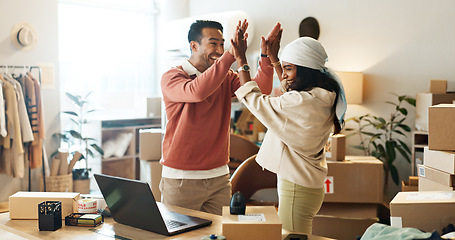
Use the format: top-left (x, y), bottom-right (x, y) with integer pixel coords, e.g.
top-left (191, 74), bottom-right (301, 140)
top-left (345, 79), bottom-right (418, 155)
top-left (94, 173), bottom-right (212, 236)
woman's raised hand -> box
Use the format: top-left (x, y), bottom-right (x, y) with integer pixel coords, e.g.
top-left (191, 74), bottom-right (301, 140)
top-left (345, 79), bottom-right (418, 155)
top-left (265, 23), bottom-right (283, 62)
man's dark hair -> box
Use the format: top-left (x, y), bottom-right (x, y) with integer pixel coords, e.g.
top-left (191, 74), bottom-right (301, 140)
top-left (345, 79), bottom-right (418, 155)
top-left (188, 20), bottom-right (223, 43)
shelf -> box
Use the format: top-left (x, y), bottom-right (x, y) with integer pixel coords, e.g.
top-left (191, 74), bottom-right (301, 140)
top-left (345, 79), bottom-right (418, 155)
top-left (411, 130), bottom-right (428, 176)
top-left (99, 118), bottom-right (161, 180)
top-left (101, 155), bottom-right (137, 162)
top-left (414, 145), bottom-right (428, 148)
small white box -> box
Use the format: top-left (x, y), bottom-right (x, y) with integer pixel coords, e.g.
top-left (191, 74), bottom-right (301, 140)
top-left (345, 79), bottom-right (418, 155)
top-left (418, 164), bottom-right (455, 187)
top-left (424, 147), bottom-right (455, 174)
top-left (419, 177), bottom-right (454, 191)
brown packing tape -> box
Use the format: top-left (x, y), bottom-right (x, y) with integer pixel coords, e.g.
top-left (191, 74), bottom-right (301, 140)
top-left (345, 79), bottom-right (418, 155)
top-left (68, 152), bottom-right (82, 174)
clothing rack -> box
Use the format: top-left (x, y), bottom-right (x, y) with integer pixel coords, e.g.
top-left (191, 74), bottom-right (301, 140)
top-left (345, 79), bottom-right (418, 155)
top-left (0, 65), bottom-right (46, 192)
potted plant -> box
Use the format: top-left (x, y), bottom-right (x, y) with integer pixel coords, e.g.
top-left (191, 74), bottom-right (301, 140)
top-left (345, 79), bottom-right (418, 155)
top-left (52, 91), bottom-right (104, 193)
top-left (344, 93), bottom-right (416, 197)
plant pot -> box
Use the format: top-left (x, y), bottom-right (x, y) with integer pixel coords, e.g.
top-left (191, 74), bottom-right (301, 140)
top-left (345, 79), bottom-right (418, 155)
top-left (73, 179), bottom-right (90, 194)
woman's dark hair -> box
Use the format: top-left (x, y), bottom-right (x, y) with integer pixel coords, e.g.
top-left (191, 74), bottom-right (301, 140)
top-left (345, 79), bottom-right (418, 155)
top-left (188, 20), bottom-right (223, 44)
top-left (286, 66), bottom-right (342, 134)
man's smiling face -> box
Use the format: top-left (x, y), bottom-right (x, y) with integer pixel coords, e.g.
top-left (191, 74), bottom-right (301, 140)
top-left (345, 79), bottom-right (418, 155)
top-left (191, 27), bottom-right (225, 72)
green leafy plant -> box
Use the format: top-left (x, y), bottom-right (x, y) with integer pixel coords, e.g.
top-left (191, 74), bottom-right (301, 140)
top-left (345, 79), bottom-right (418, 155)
top-left (344, 94), bottom-right (416, 194)
top-left (52, 92), bottom-right (104, 179)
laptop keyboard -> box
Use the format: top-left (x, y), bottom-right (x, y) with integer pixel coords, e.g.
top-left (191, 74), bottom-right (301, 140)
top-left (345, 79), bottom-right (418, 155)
top-left (164, 219), bottom-right (187, 229)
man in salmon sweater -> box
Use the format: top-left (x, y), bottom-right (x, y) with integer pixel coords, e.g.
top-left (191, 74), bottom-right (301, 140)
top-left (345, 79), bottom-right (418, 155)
top-left (160, 19), bottom-right (280, 215)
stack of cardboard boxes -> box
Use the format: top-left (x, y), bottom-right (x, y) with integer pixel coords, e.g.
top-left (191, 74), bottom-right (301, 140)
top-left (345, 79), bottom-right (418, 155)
top-left (415, 80), bottom-right (455, 192)
top-left (415, 80), bottom-right (455, 132)
top-left (418, 102), bottom-right (455, 191)
top-left (313, 154), bottom-right (385, 240)
top-left (139, 128), bottom-right (163, 202)
top-left (390, 80), bottom-right (455, 233)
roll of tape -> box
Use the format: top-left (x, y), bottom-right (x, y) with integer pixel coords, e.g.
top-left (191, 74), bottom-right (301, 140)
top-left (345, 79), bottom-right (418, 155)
top-left (78, 199), bottom-right (98, 214)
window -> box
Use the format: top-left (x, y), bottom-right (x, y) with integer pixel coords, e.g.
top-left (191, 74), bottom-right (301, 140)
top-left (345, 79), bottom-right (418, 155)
top-left (58, 0), bottom-right (158, 119)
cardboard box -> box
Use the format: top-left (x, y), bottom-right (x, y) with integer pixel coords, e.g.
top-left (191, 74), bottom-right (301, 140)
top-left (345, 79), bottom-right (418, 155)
top-left (139, 128), bottom-right (163, 160)
top-left (325, 134), bottom-right (346, 161)
top-left (146, 97), bottom-right (161, 118)
top-left (390, 191), bottom-right (455, 232)
top-left (139, 160), bottom-right (162, 202)
top-left (409, 176), bottom-right (419, 186)
top-left (419, 176), bottom-right (454, 191)
top-left (415, 93), bottom-right (455, 131)
top-left (401, 176), bottom-right (418, 192)
top-left (429, 104), bottom-right (455, 151)
top-left (313, 202), bottom-right (379, 240)
top-left (430, 80), bottom-right (447, 94)
top-left (424, 147), bottom-right (455, 174)
top-left (9, 192), bottom-right (80, 219)
top-left (222, 206), bottom-right (281, 240)
top-left (418, 164), bottom-right (455, 187)
top-left (324, 156), bottom-right (383, 203)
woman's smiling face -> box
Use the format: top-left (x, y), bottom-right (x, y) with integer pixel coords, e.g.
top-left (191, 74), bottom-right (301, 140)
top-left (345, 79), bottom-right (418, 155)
top-left (281, 61), bottom-right (297, 90)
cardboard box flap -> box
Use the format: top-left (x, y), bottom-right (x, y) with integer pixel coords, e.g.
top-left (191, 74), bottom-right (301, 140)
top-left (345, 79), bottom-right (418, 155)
top-left (391, 191), bottom-right (455, 204)
top-left (313, 203), bottom-right (379, 240)
top-left (344, 155), bottom-right (380, 163)
top-left (431, 103), bottom-right (455, 108)
top-left (317, 203), bottom-right (378, 220)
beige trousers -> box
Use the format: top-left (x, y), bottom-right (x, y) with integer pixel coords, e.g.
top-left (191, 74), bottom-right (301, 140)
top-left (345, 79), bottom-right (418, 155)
top-left (277, 177), bottom-right (324, 235)
top-left (159, 174), bottom-right (231, 215)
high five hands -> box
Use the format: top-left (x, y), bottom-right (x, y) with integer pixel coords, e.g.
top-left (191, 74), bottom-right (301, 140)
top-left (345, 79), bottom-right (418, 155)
top-left (230, 19), bottom-right (249, 64)
top-left (261, 22), bottom-right (283, 63)
top-left (230, 20), bottom-right (283, 69)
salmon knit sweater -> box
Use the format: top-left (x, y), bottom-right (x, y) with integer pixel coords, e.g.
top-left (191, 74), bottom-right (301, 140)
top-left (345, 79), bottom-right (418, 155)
top-left (160, 52), bottom-right (273, 170)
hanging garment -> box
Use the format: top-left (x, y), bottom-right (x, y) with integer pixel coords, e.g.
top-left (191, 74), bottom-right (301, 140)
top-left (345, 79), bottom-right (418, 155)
top-left (1, 140), bottom-right (25, 178)
top-left (24, 72), bottom-right (44, 169)
top-left (4, 74), bottom-right (35, 178)
top-left (4, 74), bottom-right (34, 143)
top-left (0, 75), bottom-right (23, 153)
top-left (0, 80), bottom-right (6, 137)
top-left (0, 75), bottom-right (24, 177)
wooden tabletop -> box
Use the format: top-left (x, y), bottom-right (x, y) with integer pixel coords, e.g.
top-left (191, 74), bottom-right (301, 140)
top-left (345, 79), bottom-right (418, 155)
top-left (0, 204), bottom-right (334, 240)
top-left (0, 202), bottom-right (8, 213)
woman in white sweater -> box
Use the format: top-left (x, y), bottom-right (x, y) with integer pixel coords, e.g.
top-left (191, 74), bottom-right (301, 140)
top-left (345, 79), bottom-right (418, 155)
top-left (231, 22), bottom-right (346, 234)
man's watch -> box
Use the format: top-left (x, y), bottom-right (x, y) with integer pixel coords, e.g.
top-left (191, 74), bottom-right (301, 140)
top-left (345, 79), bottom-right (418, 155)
top-left (237, 64), bottom-right (250, 72)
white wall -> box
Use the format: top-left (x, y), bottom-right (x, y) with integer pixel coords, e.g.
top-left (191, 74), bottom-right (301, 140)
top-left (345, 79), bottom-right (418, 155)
top-left (0, 0), bottom-right (60, 201)
top-left (187, 0), bottom-right (455, 197)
